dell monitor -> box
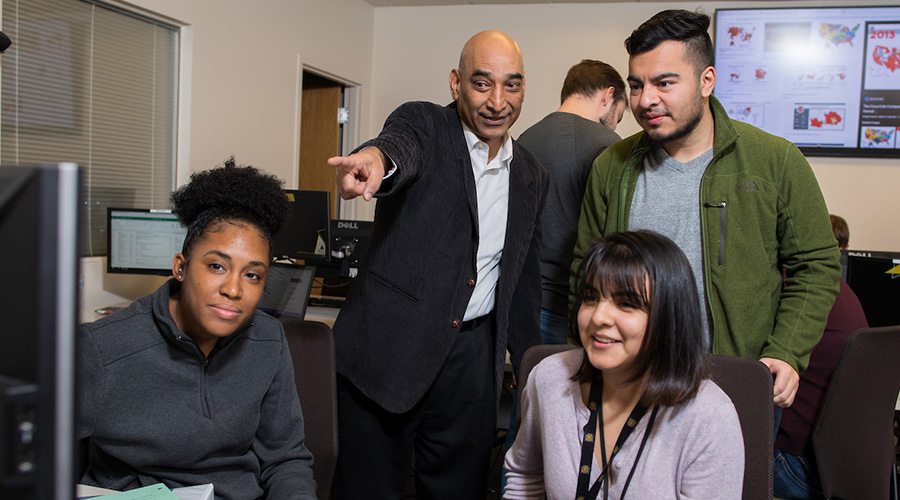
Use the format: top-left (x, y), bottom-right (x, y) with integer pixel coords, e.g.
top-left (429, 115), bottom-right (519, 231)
top-left (0, 164), bottom-right (80, 500)
top-left (330, 219), bottom-right (374, 279)
top-left (270, 190), bottom-right (331, 265)
top-left (845, 251), bottom-right (900, 328)
top-left (106, 208), bottom-right (187, 276)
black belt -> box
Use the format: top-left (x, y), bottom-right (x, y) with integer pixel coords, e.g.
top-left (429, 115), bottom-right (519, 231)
top-left (460, 312), bottom-right (493, 331)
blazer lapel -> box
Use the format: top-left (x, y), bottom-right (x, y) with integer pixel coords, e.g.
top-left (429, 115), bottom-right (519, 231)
top-left (446, 104), bottom-right (480, 238)
top-left (500, 148), bottom-right (538, 291)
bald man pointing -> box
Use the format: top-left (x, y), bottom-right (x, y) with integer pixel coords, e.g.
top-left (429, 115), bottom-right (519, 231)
top-left (329, 31), bottom-right (547, 498)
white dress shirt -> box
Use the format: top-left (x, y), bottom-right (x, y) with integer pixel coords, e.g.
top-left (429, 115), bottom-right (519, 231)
top-left (462, 125), bottom-right (512, 321)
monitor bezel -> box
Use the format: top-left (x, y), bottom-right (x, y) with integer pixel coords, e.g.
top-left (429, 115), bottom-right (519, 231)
top-left (0, 163), bottom-right (79, 500)
top-left (106, 207), bottom-right (184, 276)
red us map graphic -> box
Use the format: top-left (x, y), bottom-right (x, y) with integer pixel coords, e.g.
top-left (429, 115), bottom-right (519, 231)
top-left (873, 45), bottom-right (900, 71)
top-left (811, 111), bottom-right (842, 128)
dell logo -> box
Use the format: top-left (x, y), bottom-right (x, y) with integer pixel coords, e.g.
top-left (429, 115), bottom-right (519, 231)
top-left (337, 221), bottom-right (358, 229)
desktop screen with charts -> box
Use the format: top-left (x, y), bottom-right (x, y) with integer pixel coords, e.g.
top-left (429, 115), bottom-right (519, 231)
top-left (107, 208), bottom-right (187, 274)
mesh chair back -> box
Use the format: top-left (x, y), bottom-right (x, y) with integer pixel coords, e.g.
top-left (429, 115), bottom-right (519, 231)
top-left (279, 317), bottom-right (338, 500)
top-left (707, 353), bottom-right (774, 500)
top-left (812, 326), bottom-right (900, 500)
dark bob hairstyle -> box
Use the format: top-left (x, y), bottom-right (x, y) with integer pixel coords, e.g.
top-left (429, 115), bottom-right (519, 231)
top-left (569, 230), bottom-right (708, 407)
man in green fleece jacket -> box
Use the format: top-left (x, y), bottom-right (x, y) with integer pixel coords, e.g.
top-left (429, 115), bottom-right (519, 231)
top-left (572, 9), bottom-right (840, 410)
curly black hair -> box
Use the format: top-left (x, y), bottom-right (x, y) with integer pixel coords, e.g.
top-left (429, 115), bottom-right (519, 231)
top-left (170, 157), bottom-right (288, 257)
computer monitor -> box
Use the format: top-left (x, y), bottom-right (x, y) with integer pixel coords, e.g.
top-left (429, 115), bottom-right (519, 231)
top-left (845, 251), bottom-right (900, 328)
top-left (106, 208), bottom-right (187, 276)
top-left (0, 164), bottom-right (80, 500)
top-left (255, 263), bottom-right (316, 319)
top-left (270, 190), bottom-right (331, 265)
top-left (330, 219), bottom-right (374, 279)
top-left (714, 5), bottom-right (900, 159)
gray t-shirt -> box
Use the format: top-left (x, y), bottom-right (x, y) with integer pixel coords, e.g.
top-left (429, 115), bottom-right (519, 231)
top-left (628, 145), bottom-right (713, 345)
top-left (517, 112), bottom-right (621, 316)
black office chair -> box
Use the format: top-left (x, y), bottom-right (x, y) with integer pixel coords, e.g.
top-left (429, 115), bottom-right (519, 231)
top-left (706, 353), bottom-right (774, 500)
top-left (279, 317), bottom-right (338, 500)
top-left (515, 344), bottom-right (578, 427)
top-left (812, 326), bottom-right (900, 500)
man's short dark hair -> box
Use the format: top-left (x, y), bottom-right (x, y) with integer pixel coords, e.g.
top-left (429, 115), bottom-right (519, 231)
top-left (625, 9), bottom-right (715, 74)
top-left (830, 214), bottom-right (850, 249)
top-left (560, 59), bottom-right (626, 105)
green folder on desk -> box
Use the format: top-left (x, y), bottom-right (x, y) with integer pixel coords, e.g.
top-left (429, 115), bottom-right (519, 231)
top-left (77, 482), bottom-right (213, 500)
top-left (78, 483), bottom-right (178, 499)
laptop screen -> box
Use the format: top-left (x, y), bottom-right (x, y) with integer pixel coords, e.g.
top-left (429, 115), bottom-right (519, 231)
top-left (256, 263), bottom-right (316, 319)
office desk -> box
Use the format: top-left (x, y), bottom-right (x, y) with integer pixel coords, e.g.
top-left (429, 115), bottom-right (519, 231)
top-left (303, 305), bottom-right (339, 327)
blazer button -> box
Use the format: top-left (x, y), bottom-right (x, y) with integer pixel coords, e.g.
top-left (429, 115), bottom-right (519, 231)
top-left (451, 319), bottom-right (461, 328)
top-left (466, 278), bottom-right (476, 287)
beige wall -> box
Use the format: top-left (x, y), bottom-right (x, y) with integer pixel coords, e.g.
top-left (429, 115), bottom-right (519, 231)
top-left (78, 0), bottom-right (376, 309)
top-left (371, 1), bottom-right (900, 252)
top-left (55, 0), bottom-right (900, 309)
top-left (128, 0), bottom-right (375, 186)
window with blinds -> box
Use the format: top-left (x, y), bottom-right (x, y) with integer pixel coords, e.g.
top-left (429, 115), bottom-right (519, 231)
top-left (1, 0), bottom-right (179, 256)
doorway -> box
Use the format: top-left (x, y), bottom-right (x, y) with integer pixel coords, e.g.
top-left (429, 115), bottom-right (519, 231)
top-left (299, 71), bottom-right (345, 219)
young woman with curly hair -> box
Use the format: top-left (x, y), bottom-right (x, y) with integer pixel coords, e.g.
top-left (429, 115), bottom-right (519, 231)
top-left (77, 159), bottom-right (316, 500)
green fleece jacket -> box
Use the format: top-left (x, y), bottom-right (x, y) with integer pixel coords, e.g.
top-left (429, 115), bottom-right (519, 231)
top-left (572, 95), bottom-right (840, 374)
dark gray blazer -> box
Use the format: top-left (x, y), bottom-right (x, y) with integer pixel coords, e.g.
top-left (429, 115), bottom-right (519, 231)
top-left (333, 101), bottom-right (548, 413)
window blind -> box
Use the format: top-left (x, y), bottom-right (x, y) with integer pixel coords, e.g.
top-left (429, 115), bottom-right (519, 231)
top-left (1, 0), bottom-right (179, 256)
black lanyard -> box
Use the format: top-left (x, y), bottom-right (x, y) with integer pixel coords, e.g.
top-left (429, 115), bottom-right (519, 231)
top-left (574, 377), bottom-right (659, 500)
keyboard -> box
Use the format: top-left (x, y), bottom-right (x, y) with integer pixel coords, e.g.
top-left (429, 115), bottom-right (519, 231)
top-left (307, 295), bottom-right (345, 308)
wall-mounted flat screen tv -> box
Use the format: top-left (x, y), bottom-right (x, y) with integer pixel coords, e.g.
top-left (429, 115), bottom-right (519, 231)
top-left (715, 6), bottom-right (900, 158)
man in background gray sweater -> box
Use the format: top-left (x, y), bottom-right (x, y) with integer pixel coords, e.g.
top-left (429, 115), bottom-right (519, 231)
top-left (517, 59), bottom-right (626, 344)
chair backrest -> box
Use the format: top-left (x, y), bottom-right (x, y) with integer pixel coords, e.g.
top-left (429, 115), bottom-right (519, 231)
top-left (812, 326), bottom-right (900, 500)
top-left (516, 344), bottom-right (578, 426)
top-left (278, 317), bottom-right (338, 500)
top-left (706, 353), bottom-right (774, 500)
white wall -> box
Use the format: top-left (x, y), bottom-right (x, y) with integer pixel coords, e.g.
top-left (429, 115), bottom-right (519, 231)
top-left (371, 1), bottom-right (900, 252)
top-left (128, 0), bottom-right (376, 184)
top-left (80, 0), bottom-right (377, 309)
top-left (56, 0), bottom-right (900, 310)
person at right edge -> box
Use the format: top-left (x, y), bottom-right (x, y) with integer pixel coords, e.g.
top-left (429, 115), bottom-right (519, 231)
top-left (571, 8), bottom-right (841, 422)
top-left (773, 214), bottom-right (869, 500)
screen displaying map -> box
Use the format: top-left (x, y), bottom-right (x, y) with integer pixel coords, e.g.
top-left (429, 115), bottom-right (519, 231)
top-left (715, 6), bottom-right (900, 157)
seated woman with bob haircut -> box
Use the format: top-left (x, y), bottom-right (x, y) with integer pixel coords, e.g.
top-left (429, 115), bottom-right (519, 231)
top-left (78, 160), bottom-right (316, 500)
top-left (504, 230), bottom-right (743, 500)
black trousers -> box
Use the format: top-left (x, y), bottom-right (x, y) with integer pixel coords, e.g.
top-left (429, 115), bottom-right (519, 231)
top-left (332, 315), bottom-right (497, 500)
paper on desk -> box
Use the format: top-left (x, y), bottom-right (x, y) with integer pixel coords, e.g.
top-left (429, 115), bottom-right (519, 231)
top-left (77, 484), bottom-right (119, 497)
top-left (83, 483), bottom-right (179, 499)
top-left (171, 484), bottom-right (214, 500)
top-left (77, 483), bottom-right (213, 500)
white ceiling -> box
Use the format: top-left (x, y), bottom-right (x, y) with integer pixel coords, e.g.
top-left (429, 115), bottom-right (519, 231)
top-left (364, 0), bottom-right (787, 6)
